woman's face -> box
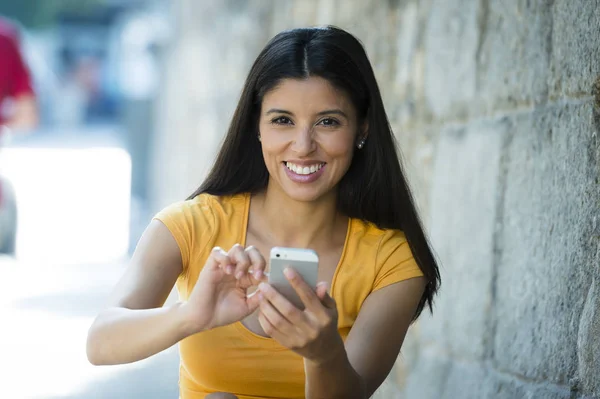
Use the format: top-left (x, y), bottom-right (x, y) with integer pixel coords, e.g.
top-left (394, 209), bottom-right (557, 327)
top-left (258, 77), bottom-right (363, 203)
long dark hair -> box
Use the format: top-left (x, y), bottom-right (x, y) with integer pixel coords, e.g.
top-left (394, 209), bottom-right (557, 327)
top-left (188, 26), bottom-right (440, 320)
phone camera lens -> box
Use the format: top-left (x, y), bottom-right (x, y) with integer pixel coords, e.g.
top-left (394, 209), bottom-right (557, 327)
top-left (276, 254), bottom-right (280, 258)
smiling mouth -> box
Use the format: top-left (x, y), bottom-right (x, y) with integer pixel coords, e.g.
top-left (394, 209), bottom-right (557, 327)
top-left (283, 161), bottom-right (326, 175)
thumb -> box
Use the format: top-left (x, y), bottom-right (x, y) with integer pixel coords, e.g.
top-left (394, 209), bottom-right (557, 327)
top-left (316, 282), bottom-right (335, 308)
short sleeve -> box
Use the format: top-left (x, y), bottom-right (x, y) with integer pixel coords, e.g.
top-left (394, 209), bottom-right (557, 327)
top-left (152, 195), bottom-right (215, 274)
top-left (373, 230), bottom-right (424, 292)
top-left (1, 35), bottom-right (34, 97)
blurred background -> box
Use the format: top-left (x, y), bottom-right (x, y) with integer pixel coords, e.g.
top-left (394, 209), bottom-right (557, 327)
top-left (0, 0), bottom-right (178, 398)
top-left (0, 1), bottom-right (598, 399)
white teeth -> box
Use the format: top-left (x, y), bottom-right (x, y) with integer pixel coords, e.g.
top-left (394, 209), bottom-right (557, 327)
top-left (285, 162), bottom-right (324, 175)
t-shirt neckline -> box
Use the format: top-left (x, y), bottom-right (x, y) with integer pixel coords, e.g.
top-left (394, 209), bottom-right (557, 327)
top-left (233, 191), bottom-right (352, 348)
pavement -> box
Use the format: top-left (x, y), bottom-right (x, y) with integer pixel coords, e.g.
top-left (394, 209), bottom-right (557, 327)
top-left (0, 255), bottom-right (180, 399)
top-left (0, 124), bottom-right (181, 398)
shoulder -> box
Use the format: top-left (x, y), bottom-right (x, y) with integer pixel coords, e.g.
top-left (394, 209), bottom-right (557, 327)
top-left (205, 192), bottom-right (249, 219)
top-left (335, 220), bottom-right (420, 329)
top-left (350, 219), bottom-right (408, 253)
top-left (154, 193), bottom-right (213, 224)
top-left (152, 192), bottom-right (249, 269)
top-left (349, 219), bottom-right (419, 280)
top-left (155, 192), bottom-right (248, 216)
top-left (154, 192), bottom-right (248, 227)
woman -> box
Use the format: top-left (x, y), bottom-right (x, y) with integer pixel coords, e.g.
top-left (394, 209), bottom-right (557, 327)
top-left (87, 26), bottom-right (440, 399)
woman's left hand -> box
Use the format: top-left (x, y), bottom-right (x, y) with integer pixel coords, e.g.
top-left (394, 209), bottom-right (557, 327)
top-left (257, 267), bottom-right (344, 364)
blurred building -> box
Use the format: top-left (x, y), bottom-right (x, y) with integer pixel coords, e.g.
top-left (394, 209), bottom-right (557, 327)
top-left (0, 0), bottom-right (171, 259)
top-left (49, 0), bottom-right (171, 251)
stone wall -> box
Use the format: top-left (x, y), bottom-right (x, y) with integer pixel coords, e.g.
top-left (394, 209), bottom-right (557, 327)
top-left (151, 1), bottom-right (600, 397)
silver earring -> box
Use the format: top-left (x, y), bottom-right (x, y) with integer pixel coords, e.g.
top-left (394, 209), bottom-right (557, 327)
top-left (258, 134), bottom-right (261, 142)
top-left (357, 139), bottom-right (365, 149)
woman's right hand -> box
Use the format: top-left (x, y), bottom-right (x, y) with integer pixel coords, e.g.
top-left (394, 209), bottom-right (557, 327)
top-left (181, 244), bottom-right (267, 333)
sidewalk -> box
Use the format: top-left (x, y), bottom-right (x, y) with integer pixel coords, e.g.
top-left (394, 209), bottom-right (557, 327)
top-left (0, 257), bottom-right (179, 399)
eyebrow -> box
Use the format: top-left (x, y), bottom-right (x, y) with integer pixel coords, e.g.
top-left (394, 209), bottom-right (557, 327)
top-left (265, 108), bottom-right (348, 118)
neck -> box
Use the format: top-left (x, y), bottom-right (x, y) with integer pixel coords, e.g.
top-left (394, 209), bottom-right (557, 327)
top-left (253, 182), bottom-right (343, 249)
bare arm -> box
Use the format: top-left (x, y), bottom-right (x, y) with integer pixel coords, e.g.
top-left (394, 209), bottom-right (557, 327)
top-left (86, 222), bottom-right (269, 366)
top-left (304, 277), bottom-right (426, 398)
top-left (86, 220), bottom-right (195, 365)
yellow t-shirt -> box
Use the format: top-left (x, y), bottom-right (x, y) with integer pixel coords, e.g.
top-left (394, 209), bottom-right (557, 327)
top-left (154, 192), bottom-right (423, 399)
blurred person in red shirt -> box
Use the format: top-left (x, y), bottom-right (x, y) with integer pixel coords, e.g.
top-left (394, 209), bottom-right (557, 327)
top-left (0, 16), bottom-right (37, 254)
top-left (0, 16), bottom-right (38, 134)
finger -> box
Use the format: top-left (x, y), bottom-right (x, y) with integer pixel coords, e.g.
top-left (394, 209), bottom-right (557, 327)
top-left (245, 246), bottom-right (267, 281)
top-left (315, 282), bottom-right (328, 299)
top-left (206, 247), bottom-right (232, 273)
top-left (228, 244), bottom-right (251, 279)
top-left (246, 289), bottom-right (262, 312)
top-left (258, 282), bottom-right (304, 324)
top-left (259, 296), bottom-right (295, 335)
top-left (257, 310), bottom-right (275, 338)
top-left (315, 282), bottom-right (336, 309)
top-left (284, 267), bottom-right (322, 310)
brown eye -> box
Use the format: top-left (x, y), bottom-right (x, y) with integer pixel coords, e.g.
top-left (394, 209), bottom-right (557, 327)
top-left (271, 116), bottom-right (292, 125)
top-left (318, 118), bottom-right (340, 127)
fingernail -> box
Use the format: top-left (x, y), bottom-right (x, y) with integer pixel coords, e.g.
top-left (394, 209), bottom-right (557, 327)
top-left (283, 267), bottom-right (294, 279)
top-left (258, 282), bottom-right (268, 291)
top-left (255, 270), bottom-right (263, 279)
top-left (235, 271), bottom-right (244, 279)
top-left (226, 265), bottom-right (234, 274)
top-left (258, 292), bottom-right (264, 301)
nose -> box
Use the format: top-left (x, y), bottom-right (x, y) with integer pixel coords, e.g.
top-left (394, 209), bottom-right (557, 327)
top-left (290, 125), bottom-right (316, 155)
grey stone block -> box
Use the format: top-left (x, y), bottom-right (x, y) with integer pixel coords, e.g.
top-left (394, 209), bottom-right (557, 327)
top-left (494, 103), bottom-right (599, 384)
top-left (423, 0), bottom-right (480, 119)
top-left (394, 1), bottom-right (420, 101)
top-left (403, 347), bottom-right (451, 399)
top-left (476, 1), bottom-right (553, 109)
top-left (577, 275), bottom-right (600, 397)
top-left (408, 360), bottom-right (573, 399)
top-left (550, 0), bottom-right (600, 97)
top-left (372, 379), bottom-right (402, 399)
top-left (425, 118), bottom-right (508, 360)
top-left (389, 1), bottom-right (421, 128)
top-left (391, 0), bottom-right (434, 129)
top-left (152, 0), bottom-right (276, 208)
top-left (441, 361), bottom-right (489, 399)
top-left (483, 369), bottom-right (572, 399)
top-left (393, 126), bottom-right (438, 223)
top-left (335, 2), bottom-right (406, 109)
top-left (395, 324), bottom-right (425, 391)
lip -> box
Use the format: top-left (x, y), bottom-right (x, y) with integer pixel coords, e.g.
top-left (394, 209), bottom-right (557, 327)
top-left (282, 162), bottom-right (326, 183)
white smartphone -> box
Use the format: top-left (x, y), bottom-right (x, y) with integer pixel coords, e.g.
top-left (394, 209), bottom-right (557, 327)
top-left (268, 247), bottom-right (319, 310)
